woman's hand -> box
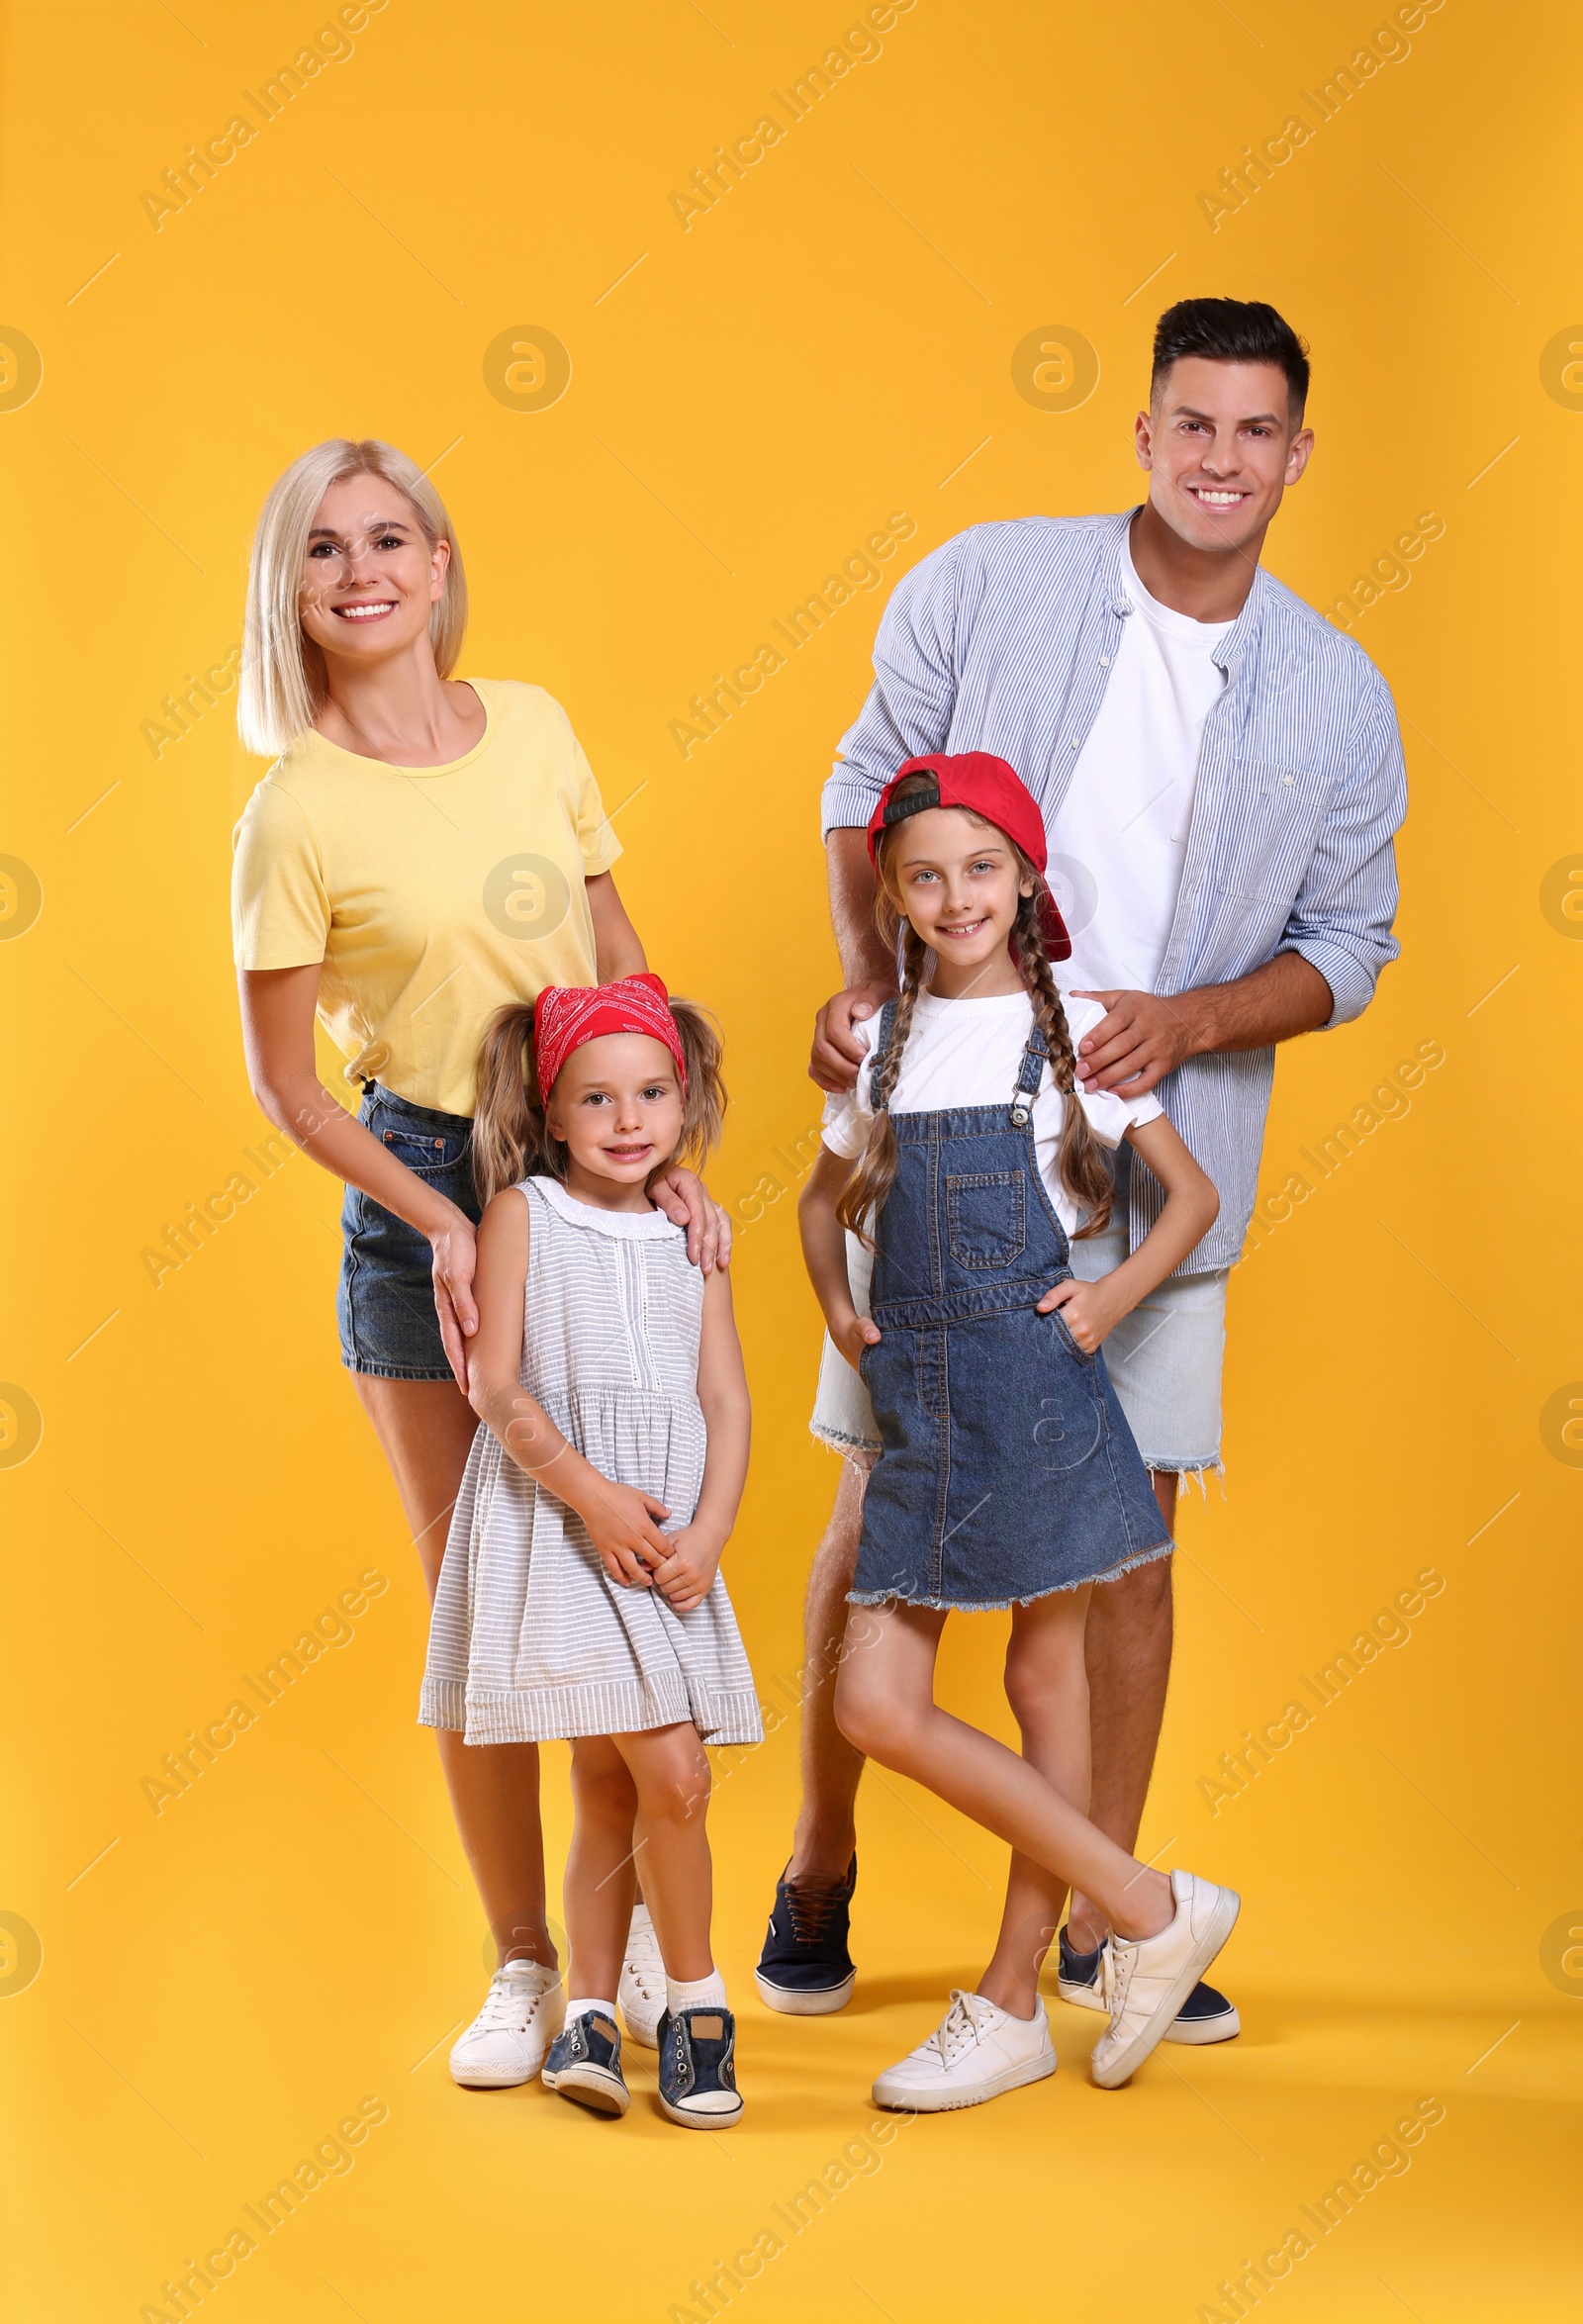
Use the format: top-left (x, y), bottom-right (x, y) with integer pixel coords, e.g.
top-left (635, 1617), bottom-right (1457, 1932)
top-left (429, 1208), bottom-right (480, 1389)
top-left (830, 1307), bottom-right (882, 1372)
top-left (651, 1523), bottom-right (724, 1615)
top-left (574, 1479), bottom-right (673, 1589)
top-left (1037, 1274), bottom-right (1127, 1353)
top-left (650, 1163), bottom-right (731, 1274)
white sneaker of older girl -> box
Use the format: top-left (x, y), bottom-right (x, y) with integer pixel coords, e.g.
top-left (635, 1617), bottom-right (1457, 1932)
top-left (1089, 1869), bottom-right (1241, 2090)
top-left (449, 1960), bottom-right (566, 2089)
top-left (618, 1904), bottom-right (666, 2049)
top-left (873, 1989), bottom-right (1057, 2112)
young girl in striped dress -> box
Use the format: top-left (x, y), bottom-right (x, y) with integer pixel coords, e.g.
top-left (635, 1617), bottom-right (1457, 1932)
top-left (420, 974), bottom-right (760, 2127)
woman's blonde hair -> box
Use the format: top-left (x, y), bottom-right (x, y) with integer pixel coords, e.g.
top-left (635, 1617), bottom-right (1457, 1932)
top-left (237, 437), bottom-right (468, 758)
top-left (835, 774), bottom-right (1115, 1247)
top-left (471, 997), bottom-right (727, 1206)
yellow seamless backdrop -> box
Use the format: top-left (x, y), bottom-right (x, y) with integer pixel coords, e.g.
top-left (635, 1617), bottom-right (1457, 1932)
top-left (2, 2), bottom-right (1577, 2318)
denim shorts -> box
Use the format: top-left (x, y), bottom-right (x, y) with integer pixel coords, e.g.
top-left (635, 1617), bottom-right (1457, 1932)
top-left (812, 1139), bottom-right (1229, 1480)
top-left (337, 1084), bottom-right (481, 1381)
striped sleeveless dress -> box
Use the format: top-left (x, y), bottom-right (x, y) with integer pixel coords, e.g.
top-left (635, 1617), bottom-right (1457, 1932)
top-left (419, 1175), bottom-right (761, 1747)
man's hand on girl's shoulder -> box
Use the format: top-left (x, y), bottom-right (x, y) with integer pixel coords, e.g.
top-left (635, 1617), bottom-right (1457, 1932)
top-left (809, 978), bottom-right (896, 1093)
top-left (1071, 987), bottom-right (1197, 1096)
top-left (650, 1163), bottom-right (731, 1272)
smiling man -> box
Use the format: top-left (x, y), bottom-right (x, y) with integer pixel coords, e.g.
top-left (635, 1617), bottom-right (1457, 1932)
top-left (755, 298), bottom-right (1407, 2090)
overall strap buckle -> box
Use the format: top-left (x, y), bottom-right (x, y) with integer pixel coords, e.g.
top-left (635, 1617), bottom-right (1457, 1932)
top-left (868, 999), bottom-right (901, 1114)
top-left (1008, 1021), bottom-right (1050, 1129)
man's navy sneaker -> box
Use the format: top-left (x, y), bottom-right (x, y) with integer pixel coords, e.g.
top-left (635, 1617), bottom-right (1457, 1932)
top-left (754, 1856), bottom-right (857, 2014)
top-left (541, 2007), bottom-right (629, 2115)
top-left (657, 2004), bottom-right (744, 2128)
top-left (1057, 1926), bottom-right (1241, 2044)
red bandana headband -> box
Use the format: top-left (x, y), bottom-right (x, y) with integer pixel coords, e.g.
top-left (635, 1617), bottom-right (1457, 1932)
top-left (531, 972), bottom-right (687, 1098)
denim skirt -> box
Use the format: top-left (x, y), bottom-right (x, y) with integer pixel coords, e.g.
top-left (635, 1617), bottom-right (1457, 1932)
top-left (337, 1084), bottom-right (480, 1381)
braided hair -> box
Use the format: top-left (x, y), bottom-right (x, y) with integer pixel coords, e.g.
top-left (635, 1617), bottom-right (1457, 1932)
top-left (833, 918), bottom-right (930, 1245)
top-left (1008, 886), bottom-right (1114, 1238)
top-left (833, 775), bottom-right (1113, 1245)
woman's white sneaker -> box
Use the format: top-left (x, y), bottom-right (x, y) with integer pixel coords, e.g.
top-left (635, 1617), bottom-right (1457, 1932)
top-left (449, 1960), bottom-right (565, 2089)
top-left (1089, 1870), bottom-right (1240, 2090)
top-left (618, 1905), bottom-right (665, 2050)
top-left (873, 1990), bottom-right (1056, 2112)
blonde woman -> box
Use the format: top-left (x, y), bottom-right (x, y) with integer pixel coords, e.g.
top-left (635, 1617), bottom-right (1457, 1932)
top-left (232, 438), bottom-right (722, 2087)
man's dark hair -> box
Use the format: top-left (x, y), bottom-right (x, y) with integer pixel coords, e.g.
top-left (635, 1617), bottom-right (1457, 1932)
top-left (1151, 297), bottom-right (1310, 420)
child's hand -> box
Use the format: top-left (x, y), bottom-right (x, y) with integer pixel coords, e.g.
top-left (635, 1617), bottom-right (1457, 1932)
top-left (831, 1309), bottom-right (882, 1372)
top-left (1037, 1275), bottom-right (1126, 1354)
top-left (577, 1480), bottom-right (673, 1589)
top-left (651, 1525), bottom-right (725, 1616)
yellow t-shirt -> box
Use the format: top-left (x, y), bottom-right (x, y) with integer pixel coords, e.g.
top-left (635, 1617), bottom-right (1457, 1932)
top-left (231, 678), bottom-right (621, 1116)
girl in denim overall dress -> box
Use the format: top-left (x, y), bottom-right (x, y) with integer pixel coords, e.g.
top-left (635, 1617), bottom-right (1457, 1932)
top-left (800, 753), bottom-right (1241, 2106)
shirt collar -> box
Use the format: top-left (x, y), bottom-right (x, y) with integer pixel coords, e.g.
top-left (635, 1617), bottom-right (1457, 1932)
top-left (1100, 506), bottom-right (1266, 671)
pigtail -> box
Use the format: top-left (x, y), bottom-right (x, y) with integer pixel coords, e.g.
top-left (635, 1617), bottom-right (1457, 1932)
top-left (835, 916), bottom-right (930, 1249)
top-left (472, 1003), bottom-right (556, 1203)
top-left (833, 767), bottom-right (945, 1248)
top-left (667, 997), bottom-right (727, 1171)
top-left (1011, 889), bottom-right (1115, 1240)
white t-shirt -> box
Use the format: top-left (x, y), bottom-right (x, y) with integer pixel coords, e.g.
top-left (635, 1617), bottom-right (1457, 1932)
top-left (821, 989), bottom-right (1162, 1238)
top-left (1046, 534), bottom-right (1233, 996)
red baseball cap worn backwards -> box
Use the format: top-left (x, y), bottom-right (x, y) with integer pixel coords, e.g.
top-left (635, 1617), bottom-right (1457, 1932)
top-left (866, 752), bottom-right (1071, 962)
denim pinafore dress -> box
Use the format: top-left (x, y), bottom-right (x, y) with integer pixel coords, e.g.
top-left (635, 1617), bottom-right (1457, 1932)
top-left (850, 1003), bottom-right (1170, 1613)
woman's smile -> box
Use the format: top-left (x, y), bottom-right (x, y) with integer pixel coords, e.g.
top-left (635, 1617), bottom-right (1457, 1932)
top-left (330, 598), bottom-right (399, 622)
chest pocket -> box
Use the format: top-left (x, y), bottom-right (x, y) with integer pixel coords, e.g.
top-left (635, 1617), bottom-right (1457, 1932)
top-left (1213, 762), bottom-right (1337, 904)
top-left (947, 1170), bottom-right (1027, 1269)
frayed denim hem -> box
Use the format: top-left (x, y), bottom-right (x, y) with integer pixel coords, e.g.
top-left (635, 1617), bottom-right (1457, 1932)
top-left (1144, 1456), bottom-right (1226, 1501)
top-left (343, 1355), bottom-right (459, 1382)
top-left (846, 1534), bottom-right (1173, 1615)
top-left (810, 1422), bottom-right (882, 1464)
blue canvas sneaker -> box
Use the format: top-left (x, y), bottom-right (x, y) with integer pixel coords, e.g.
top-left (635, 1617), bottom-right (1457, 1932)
top-left (656, 2005), bottom-right (744, 2128)
top-left (1058, 1926), bottom-right (1241, 2044)
top-left (753, 1856), bottom-right (857, 2014)
top-left (541, 2007), bottom-right (629, 2115)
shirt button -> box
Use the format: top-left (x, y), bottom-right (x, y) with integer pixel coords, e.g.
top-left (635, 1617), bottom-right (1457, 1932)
top-left (1099, 654), bottom-right (1110, 668)
top-left (1071, 737), bottom-right (1080, 749)
top-left (1283, 775), bottom-right (1294, 787)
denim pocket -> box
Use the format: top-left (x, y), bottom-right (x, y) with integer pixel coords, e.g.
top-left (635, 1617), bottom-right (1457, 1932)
top-left (1049, 1306), bottom-right (1096, 1366)
top-left (379, 1124), bottom-right (471, 1177)
top-left (946, 1170), bottom-right (1026, 1268)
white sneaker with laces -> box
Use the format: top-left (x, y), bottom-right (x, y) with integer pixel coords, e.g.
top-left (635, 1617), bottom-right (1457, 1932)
top-left (619, 1904), bottom-right (666, 2050)
top-left (1089, 1869), bottom-right (1241, 2090)
top-left (873, 1990), bottom-right (1057, 2113)
top-left (449, 1960), bottom-right (566, 2089)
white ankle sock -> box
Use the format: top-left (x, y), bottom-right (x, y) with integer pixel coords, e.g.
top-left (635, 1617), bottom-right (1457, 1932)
top-left (666, 1968), bottom-right (727, 2015)
top-left (565, 1996), bottom-right (617, 2023)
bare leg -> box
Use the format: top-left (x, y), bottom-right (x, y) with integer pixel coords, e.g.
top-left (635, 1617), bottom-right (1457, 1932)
top-left (788, 1457), bottom-right (870, 1881)
top-left (564, 1737), bottom-right (640, 2002)
top-left (978, 1588), bottom-right (1094, 2015)
top-left (1066, 1470), bottom-right (1177, 1953)
top-left (614, 1723), bottom-right (715, 1983)
top-left (352, 1375), bottom-right (555, 1969)
top-left (834, 1603), bottom-right (1172, 1940)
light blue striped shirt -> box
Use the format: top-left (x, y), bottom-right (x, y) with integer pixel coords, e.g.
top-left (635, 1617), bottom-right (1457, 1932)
top-left (822, 509), bottom-right (1406, 1271)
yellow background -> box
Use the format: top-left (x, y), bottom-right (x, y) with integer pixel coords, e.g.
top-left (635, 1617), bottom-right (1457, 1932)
top-left (3, 2), bottom-right (1579, 2317)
